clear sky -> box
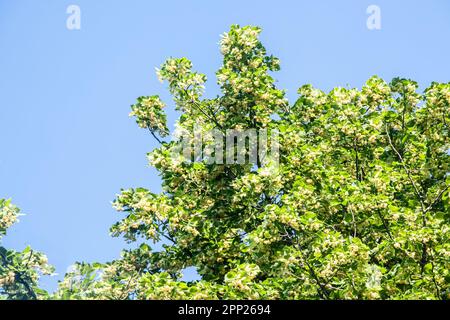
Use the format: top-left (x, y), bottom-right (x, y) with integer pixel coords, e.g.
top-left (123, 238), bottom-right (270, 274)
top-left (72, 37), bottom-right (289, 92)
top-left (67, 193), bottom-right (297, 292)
top-left (1, 0), bottom-right (449, 292)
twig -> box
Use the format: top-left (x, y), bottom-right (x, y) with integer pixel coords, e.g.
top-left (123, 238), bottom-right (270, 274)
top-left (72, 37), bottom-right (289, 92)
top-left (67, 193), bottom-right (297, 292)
top-left (149, 129), bottom-right (163, 144)
top-left (425, 184), bottom-right (449, 213)
top-left (385, 124), bottom-right (425, 211)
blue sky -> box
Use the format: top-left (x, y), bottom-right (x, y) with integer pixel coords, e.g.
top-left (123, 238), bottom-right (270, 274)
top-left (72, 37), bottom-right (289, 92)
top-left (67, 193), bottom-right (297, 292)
top-left (1, 0), bottom-right (449, 292)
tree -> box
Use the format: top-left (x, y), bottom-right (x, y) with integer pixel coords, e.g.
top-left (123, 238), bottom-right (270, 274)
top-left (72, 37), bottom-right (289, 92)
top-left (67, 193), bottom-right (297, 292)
top-left (0, 199), bottom-right (54, 299)
top-left (53, 24), bottom-right (449, 299)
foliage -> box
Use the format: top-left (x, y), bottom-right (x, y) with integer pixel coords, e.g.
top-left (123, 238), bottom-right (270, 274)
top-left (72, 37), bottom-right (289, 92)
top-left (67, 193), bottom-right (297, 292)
top-left (6, 25), bottom-right (450, 300)
top-left (0, 199), bottom-right (54, 300)
top-left (56, 25), bottom-right (450, 300)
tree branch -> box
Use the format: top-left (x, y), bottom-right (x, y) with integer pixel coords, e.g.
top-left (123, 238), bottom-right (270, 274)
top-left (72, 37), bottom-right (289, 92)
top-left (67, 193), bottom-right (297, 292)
top-left (149, 129), bottom-right (163, 145)
top-left (425, 184), bottom-right (449, 213)
top-left (385, 124), bottom-right (425, 211)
